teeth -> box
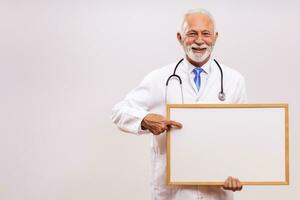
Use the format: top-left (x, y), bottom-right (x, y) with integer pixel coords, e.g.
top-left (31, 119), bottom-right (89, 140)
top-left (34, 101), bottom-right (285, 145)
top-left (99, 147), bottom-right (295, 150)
top-left (193, 48), bottom-right (204, 50)
top-left (192, 47), bottom-right (205, 49)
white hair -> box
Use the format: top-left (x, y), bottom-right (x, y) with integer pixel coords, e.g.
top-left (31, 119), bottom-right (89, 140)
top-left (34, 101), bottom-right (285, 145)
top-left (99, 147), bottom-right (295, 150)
top-left (179, 8), bottom-right (217, 36)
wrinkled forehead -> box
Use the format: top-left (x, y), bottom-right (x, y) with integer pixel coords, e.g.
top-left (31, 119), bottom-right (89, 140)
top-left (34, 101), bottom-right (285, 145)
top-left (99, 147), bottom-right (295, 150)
top-left (183, 14), bottom-right (215, 33)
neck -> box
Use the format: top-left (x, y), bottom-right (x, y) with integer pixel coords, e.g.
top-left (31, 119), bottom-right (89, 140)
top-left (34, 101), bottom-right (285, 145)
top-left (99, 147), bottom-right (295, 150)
top-left (186, 55), bottom-right (211, 67)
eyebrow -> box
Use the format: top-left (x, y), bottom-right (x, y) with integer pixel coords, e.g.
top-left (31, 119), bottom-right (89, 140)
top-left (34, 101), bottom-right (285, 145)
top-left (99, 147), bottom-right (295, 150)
top-left (186, 30), bottom-right (212, 34)
top-left (186, 30), bottom-right (198, 33)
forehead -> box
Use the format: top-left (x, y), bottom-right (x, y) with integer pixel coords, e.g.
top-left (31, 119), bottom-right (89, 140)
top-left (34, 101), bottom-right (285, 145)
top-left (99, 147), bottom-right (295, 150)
top-left (185, 14), bottom-right (215, 32)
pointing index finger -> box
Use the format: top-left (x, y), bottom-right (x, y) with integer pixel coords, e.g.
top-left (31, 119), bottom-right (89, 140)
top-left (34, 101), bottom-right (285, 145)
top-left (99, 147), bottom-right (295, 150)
top-left (165, 120), bottom-right (182, 128)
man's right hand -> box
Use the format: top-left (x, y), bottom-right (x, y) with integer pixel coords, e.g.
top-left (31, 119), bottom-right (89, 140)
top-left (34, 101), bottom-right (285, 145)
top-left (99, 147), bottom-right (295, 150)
top-left (141, 113), bottom-right (182, 135)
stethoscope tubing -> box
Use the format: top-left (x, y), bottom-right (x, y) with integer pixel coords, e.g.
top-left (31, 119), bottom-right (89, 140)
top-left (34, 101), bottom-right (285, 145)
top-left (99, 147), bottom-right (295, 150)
top-left (165, 58), bottom-right (226, 103)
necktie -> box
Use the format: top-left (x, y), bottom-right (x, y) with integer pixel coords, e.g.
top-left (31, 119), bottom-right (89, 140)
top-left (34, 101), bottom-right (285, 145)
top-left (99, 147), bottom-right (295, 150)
top-left (193, 68), bottom-right (203, 91)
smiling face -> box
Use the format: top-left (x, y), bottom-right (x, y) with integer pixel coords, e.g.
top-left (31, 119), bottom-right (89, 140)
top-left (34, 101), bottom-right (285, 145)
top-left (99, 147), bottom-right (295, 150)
top-left (177, 13), bottom-right (218, 67)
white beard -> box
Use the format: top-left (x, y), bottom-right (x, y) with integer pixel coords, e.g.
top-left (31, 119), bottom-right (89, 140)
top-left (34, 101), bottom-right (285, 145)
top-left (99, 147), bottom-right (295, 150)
top-left (183, 43), bottom-right (212, 63)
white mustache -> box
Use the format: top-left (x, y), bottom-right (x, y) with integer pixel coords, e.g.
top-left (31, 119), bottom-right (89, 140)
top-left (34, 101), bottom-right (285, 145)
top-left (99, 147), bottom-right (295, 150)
top-left (190, 43), bottom-right (210, 49)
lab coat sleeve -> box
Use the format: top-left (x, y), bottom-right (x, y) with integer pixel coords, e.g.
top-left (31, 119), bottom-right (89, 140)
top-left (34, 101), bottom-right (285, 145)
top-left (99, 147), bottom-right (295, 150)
top-left (234, 76), bottom-right (247, 103)
top-left (111, 71), bottom-right (159, 134)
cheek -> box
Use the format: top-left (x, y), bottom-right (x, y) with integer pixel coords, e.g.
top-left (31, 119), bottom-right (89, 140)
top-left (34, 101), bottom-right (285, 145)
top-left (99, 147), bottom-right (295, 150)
top-left (184, 38), bottom-right (195, 46)
top-left (203, 38), bottom-right (215, 46)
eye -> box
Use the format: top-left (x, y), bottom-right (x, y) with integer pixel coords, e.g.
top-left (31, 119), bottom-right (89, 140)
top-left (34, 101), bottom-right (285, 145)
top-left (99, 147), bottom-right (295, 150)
top-left (202, 32), bottom-right (211, 36)
top-left (186, 32), bottom-right (197, 37)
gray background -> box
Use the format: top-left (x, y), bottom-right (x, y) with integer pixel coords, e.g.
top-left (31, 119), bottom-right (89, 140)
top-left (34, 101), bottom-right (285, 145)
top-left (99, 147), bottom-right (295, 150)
top-left (0, 0), bottom-right (299, 199)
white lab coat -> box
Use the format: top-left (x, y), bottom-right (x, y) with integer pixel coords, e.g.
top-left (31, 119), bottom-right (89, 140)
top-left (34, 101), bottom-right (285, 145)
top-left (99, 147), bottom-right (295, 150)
top-left (111, 58), bottom-right (247, 200)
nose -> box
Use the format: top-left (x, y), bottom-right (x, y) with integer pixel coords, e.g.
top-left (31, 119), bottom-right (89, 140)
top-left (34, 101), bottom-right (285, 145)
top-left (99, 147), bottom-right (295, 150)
top-left (194, 35), bottom-right (204, 45)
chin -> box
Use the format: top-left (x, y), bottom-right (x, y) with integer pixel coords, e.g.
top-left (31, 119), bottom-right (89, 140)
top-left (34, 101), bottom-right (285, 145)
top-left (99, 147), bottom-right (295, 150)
top-left (189, 53), bottom-right (209, 63)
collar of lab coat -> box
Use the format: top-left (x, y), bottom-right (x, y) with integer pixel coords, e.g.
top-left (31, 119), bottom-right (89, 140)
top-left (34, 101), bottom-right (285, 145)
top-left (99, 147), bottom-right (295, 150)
top-left (183, 56), bottom-right (213, 75)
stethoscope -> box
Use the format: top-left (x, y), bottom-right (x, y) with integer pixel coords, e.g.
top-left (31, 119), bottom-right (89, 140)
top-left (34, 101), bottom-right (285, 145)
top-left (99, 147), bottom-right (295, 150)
top-left (165, 58), bottom-right (226, 103)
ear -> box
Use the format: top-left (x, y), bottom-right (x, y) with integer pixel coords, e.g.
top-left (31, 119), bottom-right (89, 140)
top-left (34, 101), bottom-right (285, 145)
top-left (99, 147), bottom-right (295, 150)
top-left (214, 32), bottom-right (219, 44)
top-left (177, 32), bottom-right (183, 45)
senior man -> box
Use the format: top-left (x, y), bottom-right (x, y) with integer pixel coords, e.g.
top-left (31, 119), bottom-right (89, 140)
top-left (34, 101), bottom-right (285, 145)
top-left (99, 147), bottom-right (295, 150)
top-left (112, 8), bottom-right (246, 200)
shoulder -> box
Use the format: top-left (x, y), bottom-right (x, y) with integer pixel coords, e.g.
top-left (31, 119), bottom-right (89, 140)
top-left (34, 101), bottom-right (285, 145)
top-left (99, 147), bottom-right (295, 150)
top-left (214, 61), bottom-right (247, 102)
top-left (216, 62), bottom-right (245, 82)
top-left (142, 61), bottom-right (178, 83)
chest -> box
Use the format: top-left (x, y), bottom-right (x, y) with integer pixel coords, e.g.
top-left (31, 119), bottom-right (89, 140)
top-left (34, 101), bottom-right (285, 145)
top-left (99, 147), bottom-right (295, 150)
top-left (165, 72), bottom-right (232, 104)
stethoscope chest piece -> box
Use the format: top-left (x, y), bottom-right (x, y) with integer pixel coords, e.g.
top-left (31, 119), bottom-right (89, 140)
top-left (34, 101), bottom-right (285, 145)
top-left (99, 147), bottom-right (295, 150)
top-left (218, 92), bottom-right (226, 101)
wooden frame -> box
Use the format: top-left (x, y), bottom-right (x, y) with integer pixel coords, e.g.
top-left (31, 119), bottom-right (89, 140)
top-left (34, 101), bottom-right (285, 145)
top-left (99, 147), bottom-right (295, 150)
top-left (166, 104), bottom-right (289, 186)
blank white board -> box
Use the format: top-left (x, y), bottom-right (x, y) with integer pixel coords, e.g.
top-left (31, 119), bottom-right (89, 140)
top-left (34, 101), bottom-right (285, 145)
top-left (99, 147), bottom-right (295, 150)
top-left (166, 104), bottom-right (289, 186)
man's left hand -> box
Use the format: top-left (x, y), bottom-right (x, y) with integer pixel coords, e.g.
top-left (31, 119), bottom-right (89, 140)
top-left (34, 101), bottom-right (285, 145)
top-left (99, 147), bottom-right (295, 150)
top-left (223, 176), bottom-right (243, 192)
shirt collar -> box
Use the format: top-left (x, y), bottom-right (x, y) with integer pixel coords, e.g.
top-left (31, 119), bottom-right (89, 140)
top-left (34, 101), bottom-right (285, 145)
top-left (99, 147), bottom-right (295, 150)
top-left (183, 57), bottom-right (213, 75)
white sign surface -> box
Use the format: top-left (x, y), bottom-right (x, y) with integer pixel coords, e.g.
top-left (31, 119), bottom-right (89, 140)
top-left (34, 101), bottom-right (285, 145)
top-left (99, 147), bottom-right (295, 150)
top-left (167, 104), bottom-right (289, 185)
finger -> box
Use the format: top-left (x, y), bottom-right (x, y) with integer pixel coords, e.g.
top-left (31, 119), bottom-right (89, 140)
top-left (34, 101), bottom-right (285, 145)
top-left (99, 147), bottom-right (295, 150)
top-left (161, 124), bottom-right (168, 131)
top-left (166, 125), bottom-right (170, 131)
top-left (223, 178), bottom-right (229, 189)
top-left (228, 176), bottom-right (232, 189)
top-left (165, 120), bottom-right (182, 128)
top-left (161, 123), bottom-right (173, 132)
top-left (232, 177), bottom-right (237, 191)
top-left (238, 185), bottom-right (243, 191)
top-left (166, 124), bottom-right (173, 131)
top-left (223, 176), bottom-right (231, 189)
top-left (152, 129), bottom-right (160, 135)
top-left (152, 127), bottom-right (164, 135)
top-left (236, 179), bottom-right (242, 191)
